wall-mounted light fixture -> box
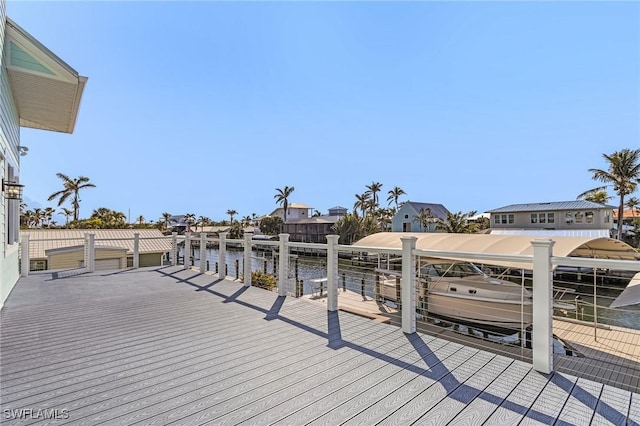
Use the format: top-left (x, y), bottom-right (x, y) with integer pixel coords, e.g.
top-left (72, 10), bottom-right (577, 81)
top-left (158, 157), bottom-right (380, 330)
top-left (2, 178), bottom-right (24, 200)
top-left (18, 146), bottom-right (28, 156)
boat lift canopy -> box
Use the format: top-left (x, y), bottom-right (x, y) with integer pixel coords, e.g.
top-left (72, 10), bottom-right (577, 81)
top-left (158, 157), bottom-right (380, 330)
top-left (353, 232), bottom-right (639, 268)
top-left (353, 232), bottom-right (640, 306)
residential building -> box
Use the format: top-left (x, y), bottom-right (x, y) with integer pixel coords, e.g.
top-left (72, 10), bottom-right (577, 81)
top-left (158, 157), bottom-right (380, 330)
top-left (269, 202), bottom-right (312, 223)
top-left (1, 7), bottom-right (87, 307)
top-left (391, 201), bottom-right (449, 232)
top-left (282, 207), bottom-right (347, 243)
top-left (21, 229), bottom-right (171, 271)
top-left (486, 201), bottom-right (615, 237)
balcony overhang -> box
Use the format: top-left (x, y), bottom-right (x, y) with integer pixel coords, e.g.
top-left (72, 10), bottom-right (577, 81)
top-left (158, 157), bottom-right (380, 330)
top-left (5, 18), bottom-right (87, 134)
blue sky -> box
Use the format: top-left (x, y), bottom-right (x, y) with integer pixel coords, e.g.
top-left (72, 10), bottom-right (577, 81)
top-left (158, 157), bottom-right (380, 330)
top-left (9, 1), bottom-right (640, 223)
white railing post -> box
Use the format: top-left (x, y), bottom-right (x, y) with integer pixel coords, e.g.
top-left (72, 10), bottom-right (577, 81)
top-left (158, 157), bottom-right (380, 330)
top-left (532, 239), bottom-right (555, 374)
top-left (184, 232), bottom-right (191, 270)
top-left (199, 233), bottom-right (207, 274)
top-left (401, 236), bottom-right (417, 334)
top-left (219, 232), bottom-right (227, 278)
top-left (133, 233), bottom-right (140, 269)
top-left (21, 234), bottom-right (29, 277)
top-left (278, 233), bottom-right (289, 297)
top-left (326, 234), bottom-right (339, 311)
top-left (85, 233), bottom-right (95, 272)
top-left (171, 232), bottom-right (177, 266)
top-left (244, 232), bottom-right (253, 287)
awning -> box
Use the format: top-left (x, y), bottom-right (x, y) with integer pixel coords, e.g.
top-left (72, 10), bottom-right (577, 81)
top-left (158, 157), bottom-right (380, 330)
top-left (352, 232), bottom-right (640, 270)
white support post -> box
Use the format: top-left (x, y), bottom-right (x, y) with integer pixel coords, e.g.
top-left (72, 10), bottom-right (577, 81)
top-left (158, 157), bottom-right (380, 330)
top-left (401, 236), bottom-right (417, 334)
top-left (278, 233), bottom-right (289, 297)
top-left (184, 233), bottom-right (191, 270)
top-left (326, 235), bottom-right (339, 312)
top-left (171, 232), bottom-right (177, 266)
top-left (21, 234), bottom-right (29, 277)
top-left (85, 233), bottom-right (95, 272)
top-left (532, 239), bottom-right (555, 374)
top-left (133, 233), bottom-right (140, 269)
top-left (244, 232), bottom-right (253, 287)
top-left (219, 232), bottom-right (227, 278)
top-left (199, 233), bottom-right (207, 274)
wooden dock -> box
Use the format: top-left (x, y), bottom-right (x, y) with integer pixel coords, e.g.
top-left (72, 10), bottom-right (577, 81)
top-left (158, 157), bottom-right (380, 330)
top-left (1, 266), bottom-right (638, 425)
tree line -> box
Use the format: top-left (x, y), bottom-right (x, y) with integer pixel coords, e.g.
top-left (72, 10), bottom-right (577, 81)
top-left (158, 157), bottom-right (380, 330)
top-left (20, 149), bottom-right (640, 246)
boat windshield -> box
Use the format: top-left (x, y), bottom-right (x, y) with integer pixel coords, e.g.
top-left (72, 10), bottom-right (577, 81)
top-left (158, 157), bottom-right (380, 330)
top-left (420, 262), bottom-right (485, 278)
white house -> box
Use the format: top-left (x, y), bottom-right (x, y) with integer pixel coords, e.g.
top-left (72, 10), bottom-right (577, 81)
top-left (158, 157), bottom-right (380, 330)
top-left (269, 202), bottom-right (313, 223)
top-left (0, 6), bottom-right (87, 308)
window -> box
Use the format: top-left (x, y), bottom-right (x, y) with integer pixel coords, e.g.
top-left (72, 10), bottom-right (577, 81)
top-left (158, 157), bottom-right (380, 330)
top-left (575, 212), bottom-right (584, 224)
top-left (585, 211), bottom-right (594, 224)
top-left (566, 212), bottom-right (574, 224)
top-left (531, 212), bottom-right (554, 225)
top-left (604, 211), bottom-right (610, 223)
top-left (494, 214), bottom-right (513, 225)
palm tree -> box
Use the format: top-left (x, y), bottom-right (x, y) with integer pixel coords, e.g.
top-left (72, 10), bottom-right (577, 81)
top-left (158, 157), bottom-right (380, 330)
top-left (226, 209), bottom-right (238, 224)
top-left (626, 196), bottom-right (640, 219)
top-left (161, 212), bottom-right (172, 230)
top-left (58, 207), bottom-right (74, 225)
top-left (183, 213), bottom-right (196, 231)
top-left (274, 186), bottom-right (295, 222)
top-left (386, 186), bottom-right (406, 210)
top-left (353, 192), bottom-right (371, 217)
top-left (47, 173), bottom-right (96, 221)
top-left (365, 182), bottom-right (383, 209)
top-left (436, 211), bottom-right (473, 233)
top-left (585, 148), bottom-right (640, 240)
top-left (413, 208), bottom-right (438, 232)
top-left (136, 215), bottom-right (145, 225)
top-left (577, 189), bottom-right (612, 204)
top-left (43, 207), bottom-right (55, 227)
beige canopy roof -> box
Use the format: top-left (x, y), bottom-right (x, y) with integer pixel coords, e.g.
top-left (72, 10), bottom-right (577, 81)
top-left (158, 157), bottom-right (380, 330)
top-left (352, 232), bottom-right (640, 269)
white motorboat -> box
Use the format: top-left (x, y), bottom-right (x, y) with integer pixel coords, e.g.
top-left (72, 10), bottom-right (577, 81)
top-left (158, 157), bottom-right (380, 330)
top-left (376, 261), bottom-right (575, 329)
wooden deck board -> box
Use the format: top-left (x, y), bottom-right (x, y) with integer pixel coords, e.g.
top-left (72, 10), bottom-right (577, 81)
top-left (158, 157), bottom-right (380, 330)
top-left (0, 266), bottom-right (637, 425)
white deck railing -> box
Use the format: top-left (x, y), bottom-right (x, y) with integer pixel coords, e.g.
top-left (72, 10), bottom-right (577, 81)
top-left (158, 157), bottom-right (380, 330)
top-left (19, 231), bottom-right (640, 378)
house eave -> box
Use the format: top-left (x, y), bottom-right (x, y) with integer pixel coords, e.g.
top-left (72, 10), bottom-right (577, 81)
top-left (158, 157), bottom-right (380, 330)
top-left (5, 18), bottom-right (88, 134)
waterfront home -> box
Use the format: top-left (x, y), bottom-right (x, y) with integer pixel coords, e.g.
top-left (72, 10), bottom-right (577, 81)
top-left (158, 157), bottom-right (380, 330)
top-left (391, 201), bottom-right (449, 232)
top-left (0, 8), bottom-right (87, 308)
top-left (269, 202), bottom-right (313, 222)
top-left (487, 200), bottom-right (615, 237)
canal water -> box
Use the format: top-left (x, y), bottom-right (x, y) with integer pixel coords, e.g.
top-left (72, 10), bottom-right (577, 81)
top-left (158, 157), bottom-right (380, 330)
top-left (183, 247), bottom-right (640, 331)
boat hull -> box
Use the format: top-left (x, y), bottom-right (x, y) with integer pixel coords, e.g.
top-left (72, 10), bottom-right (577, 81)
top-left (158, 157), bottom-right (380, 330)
top-left (424, 292), bottom-right (533, 329)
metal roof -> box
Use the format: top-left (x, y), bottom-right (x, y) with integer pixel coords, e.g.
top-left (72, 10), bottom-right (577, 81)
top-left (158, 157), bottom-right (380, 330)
top-left (352, 232), bottom-right (640, 269)
top-left (490, 229), bottom-right (612, 238)
top-left (21, 229), bottom-right (172, 259)
top-left (487, 201), bottom-right (615, 213)
top-left (403, 202), bottom-right (450, 219)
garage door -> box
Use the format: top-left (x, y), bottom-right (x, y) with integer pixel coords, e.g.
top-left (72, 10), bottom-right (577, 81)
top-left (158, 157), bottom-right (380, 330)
top-left (95, 258), bottom-right (121, 271)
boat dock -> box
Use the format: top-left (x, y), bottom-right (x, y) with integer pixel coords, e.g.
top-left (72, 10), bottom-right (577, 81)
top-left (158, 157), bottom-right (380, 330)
top-left (1, 266), bottom-right (638, 425)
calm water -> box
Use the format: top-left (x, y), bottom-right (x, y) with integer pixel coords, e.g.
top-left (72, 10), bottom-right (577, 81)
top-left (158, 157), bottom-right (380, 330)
top-left (183, 247), bottom-right (640, 330)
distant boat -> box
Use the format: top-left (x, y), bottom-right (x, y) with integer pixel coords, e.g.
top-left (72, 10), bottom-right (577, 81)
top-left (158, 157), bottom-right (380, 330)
top-left (377, 261), bottom-right (575, 330)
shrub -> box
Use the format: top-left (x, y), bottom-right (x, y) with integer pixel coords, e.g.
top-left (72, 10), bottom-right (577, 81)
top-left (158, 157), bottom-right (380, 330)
top-left (251, 270), bottom-right (277, 290)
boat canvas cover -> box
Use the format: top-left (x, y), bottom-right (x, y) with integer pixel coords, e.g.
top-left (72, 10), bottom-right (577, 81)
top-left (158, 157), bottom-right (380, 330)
top-left (352, 232), bottom-right (640, 270)
top-left (610, 272), bottom-right (640, 308)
